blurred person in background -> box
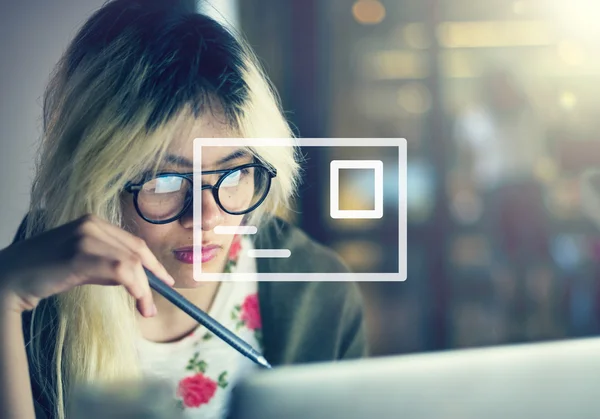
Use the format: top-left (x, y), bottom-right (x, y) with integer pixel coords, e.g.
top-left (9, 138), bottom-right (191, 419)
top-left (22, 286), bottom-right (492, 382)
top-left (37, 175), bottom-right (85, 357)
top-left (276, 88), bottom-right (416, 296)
top-left (454, 69), bottom-right (543, 193)
top-left (453, 68), bottom-right (552, 340)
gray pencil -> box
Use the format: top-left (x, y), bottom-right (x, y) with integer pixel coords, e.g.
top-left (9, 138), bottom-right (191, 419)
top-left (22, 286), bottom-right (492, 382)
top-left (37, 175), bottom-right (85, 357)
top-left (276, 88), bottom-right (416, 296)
top-left (144, 268), bottom-right (271, 369)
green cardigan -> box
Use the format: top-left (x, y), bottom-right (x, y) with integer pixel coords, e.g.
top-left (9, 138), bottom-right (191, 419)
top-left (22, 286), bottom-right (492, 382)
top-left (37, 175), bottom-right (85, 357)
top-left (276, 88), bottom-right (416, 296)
top-left (12, 215), bottom-right (366, 418)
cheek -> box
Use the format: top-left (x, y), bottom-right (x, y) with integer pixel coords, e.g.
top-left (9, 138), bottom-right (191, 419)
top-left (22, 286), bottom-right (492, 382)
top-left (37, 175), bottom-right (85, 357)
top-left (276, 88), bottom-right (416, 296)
top-left (121, 198), bottom-right (168, 246)
top-left (219, 214), bottom-right (245, 248)
top-left (121, 198), bottom-right (138, 232)
top-left (224, 214), bottom-right (245, 227)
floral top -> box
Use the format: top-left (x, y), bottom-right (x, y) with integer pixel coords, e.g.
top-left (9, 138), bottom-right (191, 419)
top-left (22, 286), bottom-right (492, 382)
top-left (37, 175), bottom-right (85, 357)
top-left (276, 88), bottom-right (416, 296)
top-left (136, 237), bottom-right (262, 419)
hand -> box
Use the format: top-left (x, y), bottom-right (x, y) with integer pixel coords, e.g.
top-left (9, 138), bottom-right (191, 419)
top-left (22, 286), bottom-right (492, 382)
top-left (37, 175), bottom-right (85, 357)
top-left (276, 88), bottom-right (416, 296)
top-left (0, 214), bottom-right (175, 315)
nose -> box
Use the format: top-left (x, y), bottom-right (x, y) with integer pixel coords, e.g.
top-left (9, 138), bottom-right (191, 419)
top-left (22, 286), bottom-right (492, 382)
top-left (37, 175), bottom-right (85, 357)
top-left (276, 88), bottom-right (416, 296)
top-left (179, 189), bottom-right (223, 231)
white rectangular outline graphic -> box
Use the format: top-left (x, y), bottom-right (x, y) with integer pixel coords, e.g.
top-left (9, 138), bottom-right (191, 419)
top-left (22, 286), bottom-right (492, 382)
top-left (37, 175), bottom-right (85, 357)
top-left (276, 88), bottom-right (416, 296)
top-left (330, 160), bottom-right (383, 219)
top-left (194, 138), bottom-right (407, 282)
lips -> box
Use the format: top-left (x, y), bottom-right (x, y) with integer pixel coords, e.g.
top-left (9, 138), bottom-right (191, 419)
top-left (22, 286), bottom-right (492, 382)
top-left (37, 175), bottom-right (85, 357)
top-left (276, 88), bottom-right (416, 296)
top-left (173, 245), bottom-right (220, 264)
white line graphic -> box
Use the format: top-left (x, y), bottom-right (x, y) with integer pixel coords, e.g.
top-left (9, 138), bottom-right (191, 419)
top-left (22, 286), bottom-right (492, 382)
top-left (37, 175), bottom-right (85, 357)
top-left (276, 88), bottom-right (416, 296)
top-left (247, 249), bottom-right (291, 258)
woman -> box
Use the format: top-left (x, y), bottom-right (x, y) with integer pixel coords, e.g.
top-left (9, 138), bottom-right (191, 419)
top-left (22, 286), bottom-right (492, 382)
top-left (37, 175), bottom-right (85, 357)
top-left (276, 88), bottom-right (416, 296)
top-left (0, 1), bottom-right (366, 418)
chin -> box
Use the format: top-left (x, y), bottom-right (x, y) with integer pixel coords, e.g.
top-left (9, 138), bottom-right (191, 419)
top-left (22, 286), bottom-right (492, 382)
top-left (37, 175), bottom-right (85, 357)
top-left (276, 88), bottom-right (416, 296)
top-left (170, 260), bottom-right (225, 287)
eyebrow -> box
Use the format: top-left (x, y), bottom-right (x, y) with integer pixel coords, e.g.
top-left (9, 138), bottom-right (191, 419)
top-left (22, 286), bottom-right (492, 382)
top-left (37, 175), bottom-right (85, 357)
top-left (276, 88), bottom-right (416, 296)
top-left (162, 149), bottom-right (250, 168)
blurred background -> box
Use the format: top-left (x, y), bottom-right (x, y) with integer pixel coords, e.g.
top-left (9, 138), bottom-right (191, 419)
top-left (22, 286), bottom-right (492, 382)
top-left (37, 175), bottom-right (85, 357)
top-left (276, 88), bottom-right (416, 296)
top-left (2, 0), bottom-right (600, 356)
top-left (238, 0), bottom-right (600, 355)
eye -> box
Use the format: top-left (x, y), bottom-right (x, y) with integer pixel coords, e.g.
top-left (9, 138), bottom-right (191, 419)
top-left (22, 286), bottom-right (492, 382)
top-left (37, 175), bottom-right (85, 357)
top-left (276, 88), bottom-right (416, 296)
top-left (221, 170), bottom-right (242, 187)
top-left (143, 176), bottom-right (184, 194)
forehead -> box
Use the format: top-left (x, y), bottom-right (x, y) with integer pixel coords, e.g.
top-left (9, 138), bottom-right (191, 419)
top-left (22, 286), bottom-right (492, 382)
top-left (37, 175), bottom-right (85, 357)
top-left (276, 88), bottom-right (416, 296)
top-left (165, 112), bottom-right (242, 165)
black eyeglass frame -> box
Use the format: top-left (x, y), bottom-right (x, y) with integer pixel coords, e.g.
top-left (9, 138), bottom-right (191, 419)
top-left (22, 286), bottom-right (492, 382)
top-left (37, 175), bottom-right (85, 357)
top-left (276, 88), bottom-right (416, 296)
top-left (124, 163), bottom-right (277, 225)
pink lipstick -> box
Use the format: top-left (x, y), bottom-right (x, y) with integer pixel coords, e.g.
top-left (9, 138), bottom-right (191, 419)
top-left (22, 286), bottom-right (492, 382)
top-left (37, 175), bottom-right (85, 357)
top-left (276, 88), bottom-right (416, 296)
top-left (173, 245), bottom-right (220, 264)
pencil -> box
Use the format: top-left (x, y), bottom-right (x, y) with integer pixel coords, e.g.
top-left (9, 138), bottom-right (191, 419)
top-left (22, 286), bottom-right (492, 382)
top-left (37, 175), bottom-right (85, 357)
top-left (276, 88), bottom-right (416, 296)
top-left (144, 268), bottom-right (272, 369)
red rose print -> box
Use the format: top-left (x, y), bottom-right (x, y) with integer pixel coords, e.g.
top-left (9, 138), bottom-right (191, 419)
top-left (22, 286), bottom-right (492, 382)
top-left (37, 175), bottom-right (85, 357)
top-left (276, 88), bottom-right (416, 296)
top-left (177, 373), bottom-right (218, 408)
top-left (228, 236), bottom-right (242, 260)
top-left (240, 293), bottom-right (261, 330)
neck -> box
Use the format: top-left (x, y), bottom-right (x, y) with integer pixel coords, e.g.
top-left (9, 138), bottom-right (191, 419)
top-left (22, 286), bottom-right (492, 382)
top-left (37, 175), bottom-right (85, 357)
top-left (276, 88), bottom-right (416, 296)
top-left (137, 282), bottom-right (222, 343)
top-left (137, 235), bottom-right (242, 342)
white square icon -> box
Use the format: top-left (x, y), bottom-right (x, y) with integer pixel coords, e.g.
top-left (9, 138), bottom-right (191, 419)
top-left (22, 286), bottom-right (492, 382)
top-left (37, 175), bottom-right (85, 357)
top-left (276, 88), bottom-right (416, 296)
top-left (330, 160), bottom-right (383, 219)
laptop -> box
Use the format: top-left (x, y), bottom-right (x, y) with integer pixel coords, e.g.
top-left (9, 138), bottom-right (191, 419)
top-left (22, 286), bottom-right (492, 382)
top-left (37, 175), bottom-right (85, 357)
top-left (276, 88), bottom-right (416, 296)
top-left (228, 337), bottom-right (600, 419)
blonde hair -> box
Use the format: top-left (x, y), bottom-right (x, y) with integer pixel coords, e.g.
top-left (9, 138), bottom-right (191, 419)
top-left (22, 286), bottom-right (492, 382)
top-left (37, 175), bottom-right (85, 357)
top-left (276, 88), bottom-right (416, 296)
top-left (23, 1), bottom-right (300, 417)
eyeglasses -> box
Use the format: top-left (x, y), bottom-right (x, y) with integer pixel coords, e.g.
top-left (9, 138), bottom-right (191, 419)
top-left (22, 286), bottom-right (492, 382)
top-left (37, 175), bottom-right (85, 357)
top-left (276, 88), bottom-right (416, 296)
top-left (124, 163), bottom-right (277, 224)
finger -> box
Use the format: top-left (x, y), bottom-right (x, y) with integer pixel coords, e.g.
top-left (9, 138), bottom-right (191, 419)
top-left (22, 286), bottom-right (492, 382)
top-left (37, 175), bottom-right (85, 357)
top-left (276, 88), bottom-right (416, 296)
top-left (71, 237), bottom-right (156, 317)
top-left (88, 217), bottom-right (175, 287)
top-left (81, 221), bottom-right (163, 292)
top-left (78, 255), bottom-right (156, 318)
